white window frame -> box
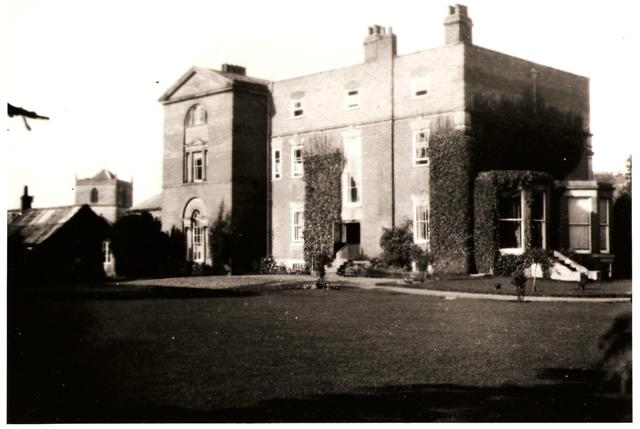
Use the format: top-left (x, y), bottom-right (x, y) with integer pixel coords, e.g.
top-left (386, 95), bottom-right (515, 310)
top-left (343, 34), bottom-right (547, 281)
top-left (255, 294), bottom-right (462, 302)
top-left (342, 136), bottom-right (362, 206)
top-left (291, 100), bottom-right (305, 118)
top-left (102, 240), bottom-right (112, 263)
top-left (599, 198), bottom-right (610, 254)
top-left (291, 145), bottom-right (304, 178)
top-left (413, 129), bottom-right (429, 166)
top-left (292, 208), bottom-right (304, 244)
top-left (272, 145), bottom-right (282, 180)
top-left (190, 210), bottom-right (206, 263)
top-left (413, 201), bottom-right (430, 246)
top-left (411, 76), bottom-right (430, 99)
top-left (499, 191), bottom-right (525, 254)
top-left (345, 89), bottom-right (360, 110)
top-left (568, 197), bottom-right (592, 254)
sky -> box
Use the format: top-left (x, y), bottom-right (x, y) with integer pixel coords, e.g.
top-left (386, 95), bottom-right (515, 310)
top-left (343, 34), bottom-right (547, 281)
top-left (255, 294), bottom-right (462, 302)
top-left (4, 0), bottom-right (639, 209)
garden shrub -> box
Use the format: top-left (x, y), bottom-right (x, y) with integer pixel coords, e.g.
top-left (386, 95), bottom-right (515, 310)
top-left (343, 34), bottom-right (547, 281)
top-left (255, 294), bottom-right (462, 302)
top-left (511, 269), bottom-right (527, 302)
top-left (209, 203), bottom-right (233, 274)
top-left (428, 126), bottom-right (475, 275)
top-left (302, 134), bottom-right (345, 269)
top-left (379, 220), bottom-right (414, 270)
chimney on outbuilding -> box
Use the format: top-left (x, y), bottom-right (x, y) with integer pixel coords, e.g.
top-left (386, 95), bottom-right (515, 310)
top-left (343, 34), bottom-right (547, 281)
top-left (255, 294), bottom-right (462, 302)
top-left (363, 25), bottom-right (397, 63)
top-left (444, 4), bottom-right (473, 45)
top-left (221, 63), bottom-right (247, 75)
top-left (21, 185), bottom-right (33, 211)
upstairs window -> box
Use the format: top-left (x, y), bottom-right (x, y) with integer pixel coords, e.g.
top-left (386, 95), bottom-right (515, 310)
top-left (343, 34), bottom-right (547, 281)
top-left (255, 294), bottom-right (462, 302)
top-left (345, 90), bottom-right (360, 109)
top-left (499, 191), bottom-right (523, 250)
top-left (292, 100), bottom-right (304, 118)
top-left (291, 145), bottom-right (303, 178)
top-left (343, 137), bottom-right (362, 205)
top-left (193, 151), bottom-right (205, 182)
top-left (414, 201), bottom-right (430, 244)
top-left (411, 76), bottom-right (430, 98)
top-left (186, 104), bottom-right (207, 127)
top-left (272, 146), bottom-right (282, 180)
top-left (90, 188), bottom-right (99, 203)
top-left (184, 150), bottom-right (207, 183)
top-left (413, 129), bottom-right (429, 166)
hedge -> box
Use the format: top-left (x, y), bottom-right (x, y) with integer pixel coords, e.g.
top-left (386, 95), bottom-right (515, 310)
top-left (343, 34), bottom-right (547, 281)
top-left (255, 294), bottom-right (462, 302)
top-left (473, 170), bottom-right (554, 274)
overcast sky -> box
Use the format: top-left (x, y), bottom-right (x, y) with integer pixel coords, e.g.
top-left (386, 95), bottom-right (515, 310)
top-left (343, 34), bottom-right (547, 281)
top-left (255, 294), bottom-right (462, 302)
top-left (4, 0), bottom-right (638, 209)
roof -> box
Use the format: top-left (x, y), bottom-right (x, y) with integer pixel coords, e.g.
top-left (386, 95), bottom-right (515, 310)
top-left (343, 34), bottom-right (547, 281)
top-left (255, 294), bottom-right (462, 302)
top-left (76, 169), bottom-right (118, 184)
top-left (8, 205), bottom-right (83, 245)
top-left (128, 193), bottom-right (162, 212)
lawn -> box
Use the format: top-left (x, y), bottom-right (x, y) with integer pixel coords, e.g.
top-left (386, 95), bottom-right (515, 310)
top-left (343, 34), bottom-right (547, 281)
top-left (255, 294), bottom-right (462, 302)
top-left (7, 281), bottom-right (631, 422)
top-left (378, 276), bottom-right (632, 298)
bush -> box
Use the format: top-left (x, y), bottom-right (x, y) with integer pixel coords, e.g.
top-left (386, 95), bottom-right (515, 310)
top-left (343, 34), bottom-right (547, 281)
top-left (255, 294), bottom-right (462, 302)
top-left (494, 253), bottom-right (524, 277)
top-left (379, 220), bottom-right (414, 270)
top-left (209, 203), bottom-right (233, 274)
top-left (258, 256), bottom-right (281, 274)
top-left (511, 269), bottom-right (527, 302)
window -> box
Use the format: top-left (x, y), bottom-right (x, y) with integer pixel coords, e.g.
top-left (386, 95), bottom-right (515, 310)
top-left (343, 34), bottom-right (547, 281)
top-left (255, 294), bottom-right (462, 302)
top-left (90, 188), bottom-right (99, 203)
top-left (292, 100), bottom-right (304, 118)
top-left (599, 198), bottom-right (609, 253)
top-left (568, 197), bottom-right (591, 252)
top-left (414, 201), bottom-right (430, 244)
top-left (102, 240), bottom-right (112, 263)
top-left (531, 191), bottom-right (546, 248)
top-left (499, 191), bottom-right (523, 250)
top-left (345, 90), bottom-right (360, 109)
top-left (193, 151), bottom-right (204, 182)
top-left (186, 104), bottom-right (207, 127)
top-left (272, 146), bottom-right (281, 180)
top-left (413, 129), bottom-right (429, 166)
top-left (292, 208), bottom-right (304, 244)
top-left (343, 137), bottom-right (362, 205)
top-left (411, 76), bottom-right (430, 98)
top-left (190, 210), bottom-right (205, 263)
top-left (291, 145), bottom-right (303, 178)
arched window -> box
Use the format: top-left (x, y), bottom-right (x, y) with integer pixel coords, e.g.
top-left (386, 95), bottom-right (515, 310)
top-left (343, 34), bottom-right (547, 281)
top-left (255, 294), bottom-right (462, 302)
top-left (186, 104), bottom-right (207, 127)
top-left (90, 188), bottom-right (99, 203)
top-left (191, 210), bottom-right (205, 263)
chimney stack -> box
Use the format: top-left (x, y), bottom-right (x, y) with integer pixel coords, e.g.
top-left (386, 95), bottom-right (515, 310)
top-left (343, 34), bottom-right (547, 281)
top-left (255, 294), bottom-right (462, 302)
top-left (221, 63), bottom-right (247, 75)
top-left (363, 24), bottom-right (397, 63)
top-left (21, 185), bottom-right (33, 211)
top-left (444, 4), bottom-right (473, 45)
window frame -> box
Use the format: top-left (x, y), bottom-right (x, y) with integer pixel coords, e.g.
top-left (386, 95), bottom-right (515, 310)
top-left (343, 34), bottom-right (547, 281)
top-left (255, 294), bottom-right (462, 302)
top-left (599, 198), bottom-right (610, 254)
top-left (413, 129), bottom-right (430, 166)
top-left (342, 136), bottom-right (362, 206)
top-left (291, 99), bottom-right (305, 118)
top-left (193, 151), bottom-right (205, 182)
top-left (345, 89), bottom-right (361, 110)
top-left (499, 191), bottom-right (525, 254)
top-left (90, 188), bottom-right (99, 203)
top-left (291, 145), bottom-right (304, 178)
top-left (531, 190), bottom-right (546, 249)
top-left (413, 201), bottom-right (430, 246)
top-left (186, 104), bottom-right (207, 127)
top-left (567, 196), bottom-right (592, 253)
top-left (411, 76), bottom-right (430, 99)
top-left (291, 208), bottom-right (304, 244)
top-left (272, 145), bottom-right (282, 180)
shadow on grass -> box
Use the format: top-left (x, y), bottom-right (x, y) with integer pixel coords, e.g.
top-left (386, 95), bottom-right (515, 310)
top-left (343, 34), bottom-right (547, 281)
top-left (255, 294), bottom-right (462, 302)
top-left (8, 368), bottom-right (630, 423)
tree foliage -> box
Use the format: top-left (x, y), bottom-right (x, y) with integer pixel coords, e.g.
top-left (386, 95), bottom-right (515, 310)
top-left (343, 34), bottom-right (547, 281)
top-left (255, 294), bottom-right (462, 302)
top-left (209, 202), bottom-right (233, 274)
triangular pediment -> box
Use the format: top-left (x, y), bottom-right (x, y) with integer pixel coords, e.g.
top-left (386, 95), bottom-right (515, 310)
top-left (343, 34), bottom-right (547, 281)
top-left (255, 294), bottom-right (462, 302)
top-left (159, 67), bottom-right (232, 103)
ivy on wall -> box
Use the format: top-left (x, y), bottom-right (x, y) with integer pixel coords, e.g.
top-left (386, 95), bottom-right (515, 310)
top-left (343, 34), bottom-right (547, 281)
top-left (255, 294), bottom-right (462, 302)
top-left (302, 134), bottom-right (345, 268)
top-left (470, 93), bottom-right (586, 179)
top-left (473, 170), bottom-right (553, 274)
top-left (428, 126), bottom-right (475, 275)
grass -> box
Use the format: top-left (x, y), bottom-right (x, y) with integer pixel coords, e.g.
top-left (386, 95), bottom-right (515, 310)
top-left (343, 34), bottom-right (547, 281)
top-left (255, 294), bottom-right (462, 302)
top-left (377, 276), bottom-right (632, 298)
top-left (8, 280), bottom-right (631, 422)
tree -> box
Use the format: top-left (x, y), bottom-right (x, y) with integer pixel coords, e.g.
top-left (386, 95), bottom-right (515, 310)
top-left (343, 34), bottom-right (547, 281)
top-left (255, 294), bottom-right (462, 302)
top-left (522, 248), bottom-right (553, 293)
top-left (209, 202), bottom-right (233, 273)
top-left (111, 212), bottom-right (168, 277)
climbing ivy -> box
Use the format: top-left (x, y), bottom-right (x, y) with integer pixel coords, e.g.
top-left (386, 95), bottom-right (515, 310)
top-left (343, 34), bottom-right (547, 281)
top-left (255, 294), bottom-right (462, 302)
top-left (302, 134), bottom-right (345, 269)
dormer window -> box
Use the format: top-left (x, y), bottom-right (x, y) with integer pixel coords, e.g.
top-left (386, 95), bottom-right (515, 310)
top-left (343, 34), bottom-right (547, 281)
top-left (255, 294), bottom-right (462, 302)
top-left (186, 104), bottom-right (207, 127)
top-left (292, 100), bottom-right (304, 118)
top-left (411, 76), bottom-right (430, 98)
top-left (345, 90), bottom-right (360, 109)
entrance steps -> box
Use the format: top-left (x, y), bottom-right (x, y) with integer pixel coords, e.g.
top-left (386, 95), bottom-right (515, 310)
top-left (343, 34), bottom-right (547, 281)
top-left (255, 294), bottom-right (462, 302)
top-left (546, 251), bottom-right (600, 282)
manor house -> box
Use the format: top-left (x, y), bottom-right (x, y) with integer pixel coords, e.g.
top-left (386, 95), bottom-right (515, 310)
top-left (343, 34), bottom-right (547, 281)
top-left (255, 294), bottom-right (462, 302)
top-left (158, 5), bottom-right (613, 276)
